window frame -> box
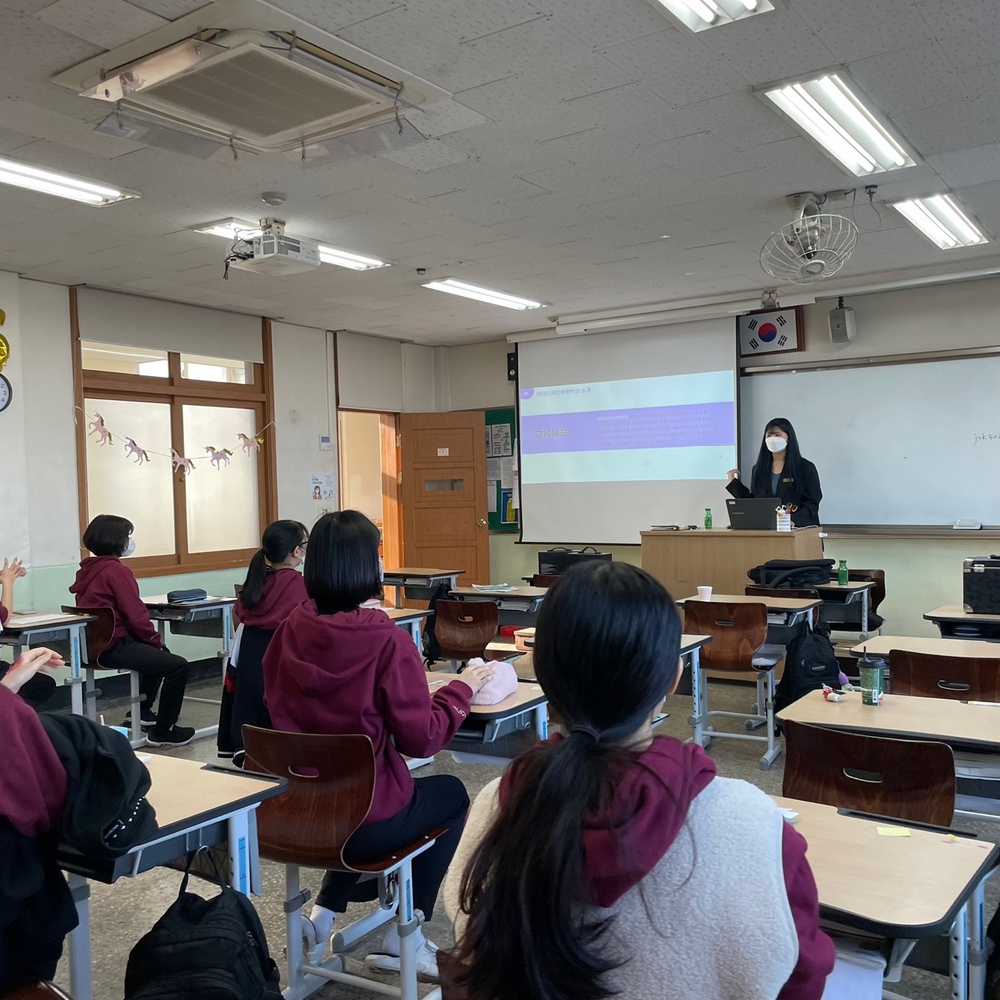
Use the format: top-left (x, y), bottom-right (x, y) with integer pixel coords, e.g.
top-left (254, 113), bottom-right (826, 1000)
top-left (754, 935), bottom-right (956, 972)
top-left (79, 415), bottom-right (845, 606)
top-left (71, 290), bottom-right (278, 577)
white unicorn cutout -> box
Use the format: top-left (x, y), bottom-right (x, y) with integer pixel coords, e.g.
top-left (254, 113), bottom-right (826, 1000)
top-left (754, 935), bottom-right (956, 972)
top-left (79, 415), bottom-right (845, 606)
top-left (87, 413), bottom-right (113, 446)
top-left (205, 446), bottom-right (233, 469)
top-left (170, 448), bottom-right (195, 475)
top-left (237, 432), bottom-right (261, 455)
top-left (124, 438), bottom-right (149, 465)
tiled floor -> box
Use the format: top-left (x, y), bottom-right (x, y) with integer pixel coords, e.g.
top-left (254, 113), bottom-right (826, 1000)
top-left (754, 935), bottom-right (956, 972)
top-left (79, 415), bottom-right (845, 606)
top-left (55, 678), bottom-right (999, 999)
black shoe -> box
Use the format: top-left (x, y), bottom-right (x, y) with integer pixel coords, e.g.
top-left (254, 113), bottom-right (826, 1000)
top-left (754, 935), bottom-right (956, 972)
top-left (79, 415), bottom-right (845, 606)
top-left (124, 708), bottom-right (158, 731)
top-left (146, 725), bottom-right (196, 747)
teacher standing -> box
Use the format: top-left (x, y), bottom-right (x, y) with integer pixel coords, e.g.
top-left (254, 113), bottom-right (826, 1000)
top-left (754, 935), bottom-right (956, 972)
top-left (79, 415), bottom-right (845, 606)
top-left (726, 418), bottom-right (822, 526)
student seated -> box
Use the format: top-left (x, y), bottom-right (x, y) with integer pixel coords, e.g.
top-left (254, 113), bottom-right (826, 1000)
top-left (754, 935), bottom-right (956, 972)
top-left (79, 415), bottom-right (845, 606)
top-left (441, 560), bottom-right (835, 1000)
top-left (70, 515), bottom-right (194, 747)
top-left (262, 510), bottom-right (494, 980)
top-left (219, 519), bottom-right (308, 764)
top-left (0, 556), bottom-right (56, 709)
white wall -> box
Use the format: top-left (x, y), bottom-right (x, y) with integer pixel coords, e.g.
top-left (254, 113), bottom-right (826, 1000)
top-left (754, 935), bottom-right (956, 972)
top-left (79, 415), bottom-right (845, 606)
top-left (439, 340), bottom-right (514, 411)
top-left (402, 343), bottom-right (436, 411)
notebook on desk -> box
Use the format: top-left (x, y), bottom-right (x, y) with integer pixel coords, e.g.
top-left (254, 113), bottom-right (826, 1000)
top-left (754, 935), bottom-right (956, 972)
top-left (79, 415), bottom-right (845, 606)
top-left (726, 497), bottom-right (781, 530)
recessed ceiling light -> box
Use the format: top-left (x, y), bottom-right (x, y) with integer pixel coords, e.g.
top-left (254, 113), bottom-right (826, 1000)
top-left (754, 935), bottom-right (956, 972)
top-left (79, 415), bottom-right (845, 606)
top-left (890, 194), bottom-right (988, 249)
top-left (0, 154), bottom-right (138, 206)
top-left (317, 246), bottom-right (388, 270)
top-left (422, 278), bottom-right (544, 310)
top-left (759, 72), bottom-right (916, 177)
top-left (192, 218), bottom-right (263, 240)
top-left (648, 0), bottom-right (774, 33)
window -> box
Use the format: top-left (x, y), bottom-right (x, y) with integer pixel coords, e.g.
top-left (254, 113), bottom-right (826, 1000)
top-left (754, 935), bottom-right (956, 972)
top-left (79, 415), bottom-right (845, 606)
top-left (76, 330), bottom-right (276, 576)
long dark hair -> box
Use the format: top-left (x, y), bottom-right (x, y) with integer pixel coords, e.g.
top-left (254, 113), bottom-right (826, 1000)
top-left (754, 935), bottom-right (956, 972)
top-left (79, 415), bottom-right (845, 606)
top-left (240, 520), bottom-right (308, 609)
top-left (750, 417), bottom-right (805, 497)
top-left (449, 561), bottom-right (682, 1000)
top-left (304, 510), bottom-right (382, 615)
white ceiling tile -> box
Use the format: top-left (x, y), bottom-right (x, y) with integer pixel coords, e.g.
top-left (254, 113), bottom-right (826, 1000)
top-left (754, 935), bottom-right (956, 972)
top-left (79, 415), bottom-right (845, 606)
top-left (926, 144), bottom-right (1000, 188)
top-left (123, 0), bottom-right (208, 17)
top-left (411, 0), bottom-right (546, 43)
top-left (795, 0), bottom-right (934, 62)
top-left (35, 0), bottom-right (165, 48)
top-left (850, 43), bottom-right (972, 114)
top-left (541, 0), bottom-right (672, 50)
top-left (894, 100), bottom-right (999, 157)
top-left (381, 139), bottom-right (469, 171)
top-left (405, 101), bottom-right (491, 138)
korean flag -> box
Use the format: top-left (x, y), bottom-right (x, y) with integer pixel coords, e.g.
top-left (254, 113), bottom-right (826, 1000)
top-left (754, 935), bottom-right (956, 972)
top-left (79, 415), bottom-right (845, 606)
top-left (738, 308), bottom-right (798, 357)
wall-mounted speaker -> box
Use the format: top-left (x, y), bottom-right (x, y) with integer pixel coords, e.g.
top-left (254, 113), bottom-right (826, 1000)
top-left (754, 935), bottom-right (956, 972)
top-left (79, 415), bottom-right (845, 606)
top-left (829, 306), bottom-right (857, 343)
top-left (507, 351), bottom-right (518, 381)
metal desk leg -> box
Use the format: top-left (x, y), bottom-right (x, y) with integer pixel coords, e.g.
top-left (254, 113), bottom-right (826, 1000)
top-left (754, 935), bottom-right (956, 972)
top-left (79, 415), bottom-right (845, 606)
top-left (221, 605), bottom-right (234, 659)
top-left (69, 624), bottom-right (84, 682)
top-left (861, 589), bottom-right (870, 637)
top-left (228, 807), bottom-right (252, 897)
top-left (687, 648), bottom-right (707, 747)
top-left (968, 881), bottom-right (987, 1000)
top-left (534, 703), bottom-right (548, 740)
top-left (66, 872), bottom-right (93, 1000)
top-left (410, 620), bottom-right (422, 651)
top-left (156, 620), bottom-right (167, 645)
top-left (950, 901), bottom-right (970, 1000)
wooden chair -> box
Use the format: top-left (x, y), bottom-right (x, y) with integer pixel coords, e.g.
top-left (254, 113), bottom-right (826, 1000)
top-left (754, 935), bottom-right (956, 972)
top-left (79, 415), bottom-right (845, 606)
top-left (243, 727), bottom-right (444, 1000)
top-left (3, 981), bottom-right (76, 1000)
top-left (433, 600), bottom-right (499, 665)
top-left (888, 649), bottom-right (1000, 702)
top-left (529, 574), bottom-right (559, 588)
top-left (782, 719), bottom-right (955, 826)
top-left (682, 600), bottom-right (783, 769)
top-left (61, 605), bottom-right (144, 747)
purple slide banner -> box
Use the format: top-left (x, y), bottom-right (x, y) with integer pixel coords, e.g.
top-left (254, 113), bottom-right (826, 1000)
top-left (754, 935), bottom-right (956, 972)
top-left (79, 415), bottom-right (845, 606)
top-left (521, 401), bottom-right (735, 454)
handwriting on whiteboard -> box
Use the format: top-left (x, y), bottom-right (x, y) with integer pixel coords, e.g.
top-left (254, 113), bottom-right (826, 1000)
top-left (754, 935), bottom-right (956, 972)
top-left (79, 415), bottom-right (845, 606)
top-left (973, 432), bottom-right (1000, 445)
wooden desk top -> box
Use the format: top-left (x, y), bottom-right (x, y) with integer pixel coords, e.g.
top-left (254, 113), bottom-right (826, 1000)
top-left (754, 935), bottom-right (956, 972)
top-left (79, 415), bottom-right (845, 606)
top-left (143, 594), bottom-right (236, 609)
top-left (641, 527), bottom-right (821, 538)
top-left (452, 586), bottom-right (547, 599)
top-left (815, 580), bottom-right (875, 594)
top-left (774, 795), bottom-right (998, 937)
top-left (850, 635), bottom-right (1000, 659)
top-left (426, 671), bottom-right (546, 716)
top-left (384, 607), bottom-right (429, 623)
top-left (679, 593), bottom-right (821, 612)
top-left (4, 611), bottom-right (94, 631)
top-left (383, 567), bottom-right (463, 578)
top-left (926, 605), bottom-right (1000, 624)
top-left (142, 754), bottom-right (285, 832)
top-left (776, 689), bottom-right (1000, 748)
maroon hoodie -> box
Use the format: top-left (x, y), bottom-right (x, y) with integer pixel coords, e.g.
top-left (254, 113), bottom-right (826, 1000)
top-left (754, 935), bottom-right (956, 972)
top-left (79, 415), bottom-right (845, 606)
top-left (235, 568), bottom-right (307, 630)
top-left (0, 685), bottom-right (67, 836)
top-left (69, 556), bottom-right (161, 649)
top-left (500, 735), bottom-right (835, 1000)
top-left (263, 602), bottom-right (474, 824)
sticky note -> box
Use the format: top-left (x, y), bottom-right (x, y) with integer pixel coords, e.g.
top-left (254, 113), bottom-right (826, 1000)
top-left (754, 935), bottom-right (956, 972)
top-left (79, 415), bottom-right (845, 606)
top-left (876, 826), bottom-right (910, 837)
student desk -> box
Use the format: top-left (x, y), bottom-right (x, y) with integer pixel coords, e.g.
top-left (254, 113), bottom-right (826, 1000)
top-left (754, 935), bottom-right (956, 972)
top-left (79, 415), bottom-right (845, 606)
top-left (383, 607), bottom-right (429, 649)
top-left (925, 605), bottom-right (1000, 642)
top-left (849, 635), bottom-right (1000, 659)
top-left (677, 593), bottom-right (821, 634)
top-left (814, 579), bottom-right (875, 636)
top-left (143, 595), bottom-right (237, 741)
top-left (58, 754), bottom-right (285, 1000)
top-left (0, 611), bottom-right (95, 714)
top-left (450, 586), bottom-right (547, 627)
top-left (774, 795), bottom-right (998, 1000)
top-left (382, 567), bottom-right (464, 605)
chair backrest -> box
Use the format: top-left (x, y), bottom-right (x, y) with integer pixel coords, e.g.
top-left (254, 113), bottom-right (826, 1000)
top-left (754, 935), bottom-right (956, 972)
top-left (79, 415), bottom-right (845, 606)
top-left (4, 981), bottom-right (76, 1000)
top-left (848, 568), bottom-right (886, 614)
top-left (433, 600), bottom-right (499, 661)
top-left (234, 583), bottom-right (244, 599)
top-left (682, 601), bottom-right (767, 673)
top-left (782, 719), bottom-right (955, 826)
top-left (530, 574), bottom-right (559, 588)
top-left (744, 585), bottom-right (820, 601)
top-left (61, 605), bottom-right (116, 666)
top-left (888, 649), bottom-right (1000, 702)
top-left (242, 727), bottom-right (375, 869)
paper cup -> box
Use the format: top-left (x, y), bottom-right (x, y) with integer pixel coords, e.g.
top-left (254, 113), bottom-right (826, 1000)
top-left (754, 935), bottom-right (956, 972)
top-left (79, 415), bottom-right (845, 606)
top-left (697, 586), bottom-right (713, 600)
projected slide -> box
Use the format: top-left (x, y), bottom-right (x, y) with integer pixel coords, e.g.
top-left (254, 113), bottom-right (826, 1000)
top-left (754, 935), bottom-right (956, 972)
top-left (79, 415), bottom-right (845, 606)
top-left (519, 371), bottom-right (736, 484)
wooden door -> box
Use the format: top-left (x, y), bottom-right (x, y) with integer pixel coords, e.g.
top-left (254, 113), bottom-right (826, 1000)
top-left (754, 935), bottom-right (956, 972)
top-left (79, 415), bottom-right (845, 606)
top-left (401, 411), bottom-right (490, 585)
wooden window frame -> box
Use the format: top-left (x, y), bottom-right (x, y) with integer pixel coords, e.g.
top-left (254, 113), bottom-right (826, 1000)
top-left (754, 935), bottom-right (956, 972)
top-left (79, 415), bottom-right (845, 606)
top-left (71, 289), bottom-right (278, 577)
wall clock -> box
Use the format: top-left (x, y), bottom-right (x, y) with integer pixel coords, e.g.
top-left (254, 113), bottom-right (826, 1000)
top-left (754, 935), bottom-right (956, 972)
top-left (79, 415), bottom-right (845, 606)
top-left (0, 373), bottom-right (11, 412)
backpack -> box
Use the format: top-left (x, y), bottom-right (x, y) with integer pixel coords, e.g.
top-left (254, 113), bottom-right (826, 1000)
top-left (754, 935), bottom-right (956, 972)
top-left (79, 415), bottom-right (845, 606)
top-left (773, 628), bottom-right (841, 725)
top-left (422, 582), bottom-right (452, 666)
top-left (124, 851), bottom-right (282, 1000)
top-left (747, 559), bottom-right (835, 589)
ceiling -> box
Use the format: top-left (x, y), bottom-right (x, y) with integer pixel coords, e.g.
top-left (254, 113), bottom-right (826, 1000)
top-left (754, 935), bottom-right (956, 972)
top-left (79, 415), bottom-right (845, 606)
top-left (1, 0), bottom-right (999, 345)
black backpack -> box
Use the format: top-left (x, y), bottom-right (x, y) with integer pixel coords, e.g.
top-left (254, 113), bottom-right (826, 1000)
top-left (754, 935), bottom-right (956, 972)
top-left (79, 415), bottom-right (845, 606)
top-left (422, 582), bottom-right (452, 666)
top-left (124, 851), bottom-right (282, 1000)
top-left (747, 559), bottom-right (835, 589)
top-left (773, 628), bottom-right (841, 725)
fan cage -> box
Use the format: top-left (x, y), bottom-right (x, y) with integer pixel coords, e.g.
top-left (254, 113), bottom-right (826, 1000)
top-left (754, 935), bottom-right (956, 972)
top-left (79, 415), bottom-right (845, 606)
top-left (760, 213), bottom-right (859, 283)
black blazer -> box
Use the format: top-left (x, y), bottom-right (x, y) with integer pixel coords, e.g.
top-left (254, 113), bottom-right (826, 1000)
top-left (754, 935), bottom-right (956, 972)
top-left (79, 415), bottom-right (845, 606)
top-left (726, 458), bottom-right (822, 527)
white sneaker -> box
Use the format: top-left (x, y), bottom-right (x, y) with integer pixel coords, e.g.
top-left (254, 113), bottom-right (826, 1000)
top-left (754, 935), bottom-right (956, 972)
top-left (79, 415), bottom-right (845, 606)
top-left (300, 916), bottom-right (327, 965)
top-left (364, 938), bottom-right (440, 982)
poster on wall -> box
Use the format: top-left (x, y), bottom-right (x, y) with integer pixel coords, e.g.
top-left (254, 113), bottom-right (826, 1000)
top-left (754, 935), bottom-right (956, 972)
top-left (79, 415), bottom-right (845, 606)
top-left (310, 474), bottom-right (336, 501)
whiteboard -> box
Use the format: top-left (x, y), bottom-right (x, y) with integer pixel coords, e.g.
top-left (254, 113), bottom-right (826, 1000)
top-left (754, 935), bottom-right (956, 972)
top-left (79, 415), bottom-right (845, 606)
top-left (740, 356), bottom-right (1000, 525)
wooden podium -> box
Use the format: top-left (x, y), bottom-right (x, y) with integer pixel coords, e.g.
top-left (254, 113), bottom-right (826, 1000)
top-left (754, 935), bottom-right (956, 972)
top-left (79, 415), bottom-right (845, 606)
top-left (640, 528), bottom-right (824, 599)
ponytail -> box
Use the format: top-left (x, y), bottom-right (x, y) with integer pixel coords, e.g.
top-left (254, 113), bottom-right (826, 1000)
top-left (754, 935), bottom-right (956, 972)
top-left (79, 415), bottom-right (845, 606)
top-left (240, 519), bottom-right (308, 610)
top-left (449, 734), bottom-right (631, 1000)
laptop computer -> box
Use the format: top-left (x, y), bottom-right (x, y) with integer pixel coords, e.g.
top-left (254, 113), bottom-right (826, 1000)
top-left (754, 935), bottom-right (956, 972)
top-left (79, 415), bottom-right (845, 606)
top-left (726, 497), bottom-right (781, 530)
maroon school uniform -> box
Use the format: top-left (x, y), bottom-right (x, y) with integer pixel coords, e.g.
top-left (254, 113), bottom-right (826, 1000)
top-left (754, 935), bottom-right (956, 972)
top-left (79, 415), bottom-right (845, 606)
top-left (234, 568), bottom-right (307, 629)
top-left (70, 556), bottom-right (161, 648)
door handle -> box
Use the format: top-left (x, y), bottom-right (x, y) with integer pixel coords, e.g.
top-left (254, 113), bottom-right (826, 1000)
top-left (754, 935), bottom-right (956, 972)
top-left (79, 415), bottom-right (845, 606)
top-left (478, 518), bottom-right (487, 527)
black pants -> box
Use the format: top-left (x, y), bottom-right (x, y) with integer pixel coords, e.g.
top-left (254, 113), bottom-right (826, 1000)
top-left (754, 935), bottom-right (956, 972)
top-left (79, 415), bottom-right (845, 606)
top-left (316, 775), bottom-right (469, 920)
top-left (101, 638), bottom-right (189, 730)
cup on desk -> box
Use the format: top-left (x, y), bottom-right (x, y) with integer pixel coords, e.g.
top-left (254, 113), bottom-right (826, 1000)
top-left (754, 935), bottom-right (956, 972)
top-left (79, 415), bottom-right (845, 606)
top-left (697, 586), bottom-right (713, 601)
top-left (858, 652), bottom-right (887, 706)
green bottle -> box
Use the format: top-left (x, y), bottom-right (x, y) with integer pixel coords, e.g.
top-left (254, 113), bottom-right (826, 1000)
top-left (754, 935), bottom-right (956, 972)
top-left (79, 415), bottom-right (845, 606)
top-left (704, 508), bottom-right (713, 529)
top-left (838, 559), bottom-right (848, 585)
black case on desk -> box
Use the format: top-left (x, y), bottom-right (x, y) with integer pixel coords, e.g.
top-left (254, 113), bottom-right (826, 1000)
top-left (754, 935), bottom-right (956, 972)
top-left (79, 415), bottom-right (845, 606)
top-left (538, 547), bottom-right (612, 576)
top-left (963, 556), bottom-right (1000, 614)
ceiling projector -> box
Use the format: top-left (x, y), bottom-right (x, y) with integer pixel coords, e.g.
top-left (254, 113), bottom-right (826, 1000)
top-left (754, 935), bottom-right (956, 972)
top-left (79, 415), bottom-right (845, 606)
top-left (230, 232), bottom-right (321, 275)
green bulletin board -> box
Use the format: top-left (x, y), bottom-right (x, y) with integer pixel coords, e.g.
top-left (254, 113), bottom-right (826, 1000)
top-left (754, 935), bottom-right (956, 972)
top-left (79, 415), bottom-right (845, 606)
top-left (485, 408), bottom-right (518, 531)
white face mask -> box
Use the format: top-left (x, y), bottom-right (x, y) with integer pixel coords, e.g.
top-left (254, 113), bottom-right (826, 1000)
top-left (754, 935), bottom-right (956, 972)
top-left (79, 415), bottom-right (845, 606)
top-left (122, 536), bottom-right (136, 557)
top-left (765, 435), bottom-right (788, 454)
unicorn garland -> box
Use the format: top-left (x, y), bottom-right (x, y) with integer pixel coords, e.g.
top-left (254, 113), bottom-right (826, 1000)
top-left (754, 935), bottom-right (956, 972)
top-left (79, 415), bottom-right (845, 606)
top-left (82, 408), bottom-right (272, 475)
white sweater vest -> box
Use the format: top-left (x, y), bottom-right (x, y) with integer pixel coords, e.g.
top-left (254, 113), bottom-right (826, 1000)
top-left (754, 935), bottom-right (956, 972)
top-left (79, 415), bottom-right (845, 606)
top-left (443, 775), bottom-right (799, 1000)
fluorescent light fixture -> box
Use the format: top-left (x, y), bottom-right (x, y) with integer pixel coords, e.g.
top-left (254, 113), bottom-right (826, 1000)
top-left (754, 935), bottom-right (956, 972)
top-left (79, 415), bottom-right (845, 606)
top-left (422, 278), bottom-right (543, 310)
top-left (0, 154), bottom-right (138, 206)
top-left (890, 194), bottom-right (988, 249)
top-left (317, 246), bottom-right (388, 270)
top-left (192, 218), bottom-right (263, 240)
top-left (760, 72), bottom-right (915, 176)
top-left (648, 0), bottom-right (774, 33)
